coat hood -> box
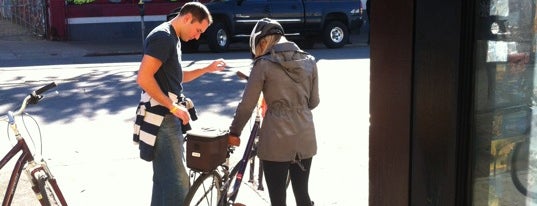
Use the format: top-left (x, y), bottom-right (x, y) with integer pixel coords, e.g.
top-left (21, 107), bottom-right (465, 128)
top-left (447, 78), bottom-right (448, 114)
top-left (255, 41), bottom-right (316, 83)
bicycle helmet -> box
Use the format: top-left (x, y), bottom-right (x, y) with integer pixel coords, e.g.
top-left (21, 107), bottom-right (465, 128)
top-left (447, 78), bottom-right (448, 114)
top-left (249, 18), bottom-right (284, 55)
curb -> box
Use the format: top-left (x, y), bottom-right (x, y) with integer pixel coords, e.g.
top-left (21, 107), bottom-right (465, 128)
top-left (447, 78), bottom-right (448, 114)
top-left (84, 51), bottom-right (143, 57)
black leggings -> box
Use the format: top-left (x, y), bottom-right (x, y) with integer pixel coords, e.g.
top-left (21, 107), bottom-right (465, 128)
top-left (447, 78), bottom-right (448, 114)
top-left (262, 158), bottom-right (313, 206)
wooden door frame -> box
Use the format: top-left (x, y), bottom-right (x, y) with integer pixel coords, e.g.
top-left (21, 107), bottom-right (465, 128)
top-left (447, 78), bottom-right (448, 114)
top-left (369, 0), bottom-right (473, 205)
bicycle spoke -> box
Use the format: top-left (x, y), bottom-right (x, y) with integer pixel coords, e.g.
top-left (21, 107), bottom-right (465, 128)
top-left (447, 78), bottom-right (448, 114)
top-left (197, 180), bottom-right (217, 205)
top-left (184, 172), bottom-right (222, 206)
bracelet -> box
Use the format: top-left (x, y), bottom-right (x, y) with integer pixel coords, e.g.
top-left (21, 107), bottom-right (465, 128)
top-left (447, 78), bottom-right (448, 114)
top-left (170, 104), bottom-right (178, 113)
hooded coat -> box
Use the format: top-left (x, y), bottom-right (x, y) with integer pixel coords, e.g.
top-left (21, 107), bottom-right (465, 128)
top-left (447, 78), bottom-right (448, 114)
top-left (229, 41), bottom-right (320, 162)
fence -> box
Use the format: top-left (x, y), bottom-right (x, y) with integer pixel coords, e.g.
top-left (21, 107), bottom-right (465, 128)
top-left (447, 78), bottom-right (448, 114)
top-left (0, 0), bottom-right (47, 39)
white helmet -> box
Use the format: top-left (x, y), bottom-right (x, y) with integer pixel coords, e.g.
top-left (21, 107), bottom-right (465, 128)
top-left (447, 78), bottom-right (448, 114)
top-left (249, 18), bottom-right (284, 55)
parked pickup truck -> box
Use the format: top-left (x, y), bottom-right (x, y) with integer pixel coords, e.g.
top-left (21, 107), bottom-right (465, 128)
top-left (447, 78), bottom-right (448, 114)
top-left (173, 0), bottom-right (364, 53)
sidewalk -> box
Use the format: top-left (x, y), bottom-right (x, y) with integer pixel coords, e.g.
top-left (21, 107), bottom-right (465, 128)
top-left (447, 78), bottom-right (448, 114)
top-left (0, 27), bottom-right (367, 62)
top-left (0, 36), bottom-right (142, 61)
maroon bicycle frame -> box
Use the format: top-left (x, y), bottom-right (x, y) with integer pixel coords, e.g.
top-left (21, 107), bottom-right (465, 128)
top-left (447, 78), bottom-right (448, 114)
top-left (0, 137), bottom-right (67, 206)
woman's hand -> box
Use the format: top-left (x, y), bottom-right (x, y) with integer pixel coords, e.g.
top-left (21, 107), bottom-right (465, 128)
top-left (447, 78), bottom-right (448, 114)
top-left (228, 134), bottom-right (241, 147)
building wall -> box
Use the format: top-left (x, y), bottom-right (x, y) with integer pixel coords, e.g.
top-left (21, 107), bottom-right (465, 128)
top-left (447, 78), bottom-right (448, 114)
top-left (67, 15), bottom-right (164, 40)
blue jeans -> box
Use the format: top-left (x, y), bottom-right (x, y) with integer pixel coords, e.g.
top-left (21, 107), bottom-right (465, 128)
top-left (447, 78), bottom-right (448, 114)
top-left (151, 115), bottom-right (189, 206)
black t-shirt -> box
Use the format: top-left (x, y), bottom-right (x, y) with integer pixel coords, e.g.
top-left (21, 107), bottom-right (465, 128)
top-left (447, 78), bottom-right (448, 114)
top-left (144, 22), bottom-right (183, 98)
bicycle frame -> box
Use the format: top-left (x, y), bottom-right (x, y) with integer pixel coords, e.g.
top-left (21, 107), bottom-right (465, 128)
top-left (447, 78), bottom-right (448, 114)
top-left (0, 82), bottom-right (67, 206)
top-left (219, 113), bottom-right (261, 205)
top-left (0, 131), bottom-right (34, 205)
top-left (219, 71), bottom-right (266, 205)
top-left (0, 135), bottom-right (66, 206)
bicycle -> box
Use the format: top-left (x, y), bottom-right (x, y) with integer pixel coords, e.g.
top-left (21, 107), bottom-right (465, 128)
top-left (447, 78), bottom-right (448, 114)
top-left (0, 82), bottom-right (67, 206)
top-left (183, 70), bottom-right (290, 206)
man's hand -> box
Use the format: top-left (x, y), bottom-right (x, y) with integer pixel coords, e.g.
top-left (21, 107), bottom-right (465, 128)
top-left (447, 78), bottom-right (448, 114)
top-left (206, 58), bottom-right (226, 73)
top-left (170, 103), bottom-right (190, 125)
top-left (228, 134), bottom-right (240, 147)
top-left (183, 58), bottom-right (227, 83)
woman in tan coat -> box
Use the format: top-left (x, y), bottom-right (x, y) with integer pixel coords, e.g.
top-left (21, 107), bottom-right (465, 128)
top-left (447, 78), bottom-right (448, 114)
top-left (228, 18), bottom-right (320, 206)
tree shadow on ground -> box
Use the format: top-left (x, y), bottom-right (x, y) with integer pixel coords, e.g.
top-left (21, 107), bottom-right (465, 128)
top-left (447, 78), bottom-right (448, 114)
top-left (0, 65), bottom-right (246, 124)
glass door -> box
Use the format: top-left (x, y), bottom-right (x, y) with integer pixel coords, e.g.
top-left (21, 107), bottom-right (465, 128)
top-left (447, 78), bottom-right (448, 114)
top-left (472, 0), bottom-right (537, 205)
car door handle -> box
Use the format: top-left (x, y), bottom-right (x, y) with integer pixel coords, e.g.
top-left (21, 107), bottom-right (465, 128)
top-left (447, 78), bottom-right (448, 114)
top-left (235, 14), bottom-right (250, 18)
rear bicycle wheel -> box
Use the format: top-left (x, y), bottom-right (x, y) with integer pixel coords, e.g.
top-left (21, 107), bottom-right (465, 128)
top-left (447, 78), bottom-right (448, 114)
top-left (184, 171), bottom-right (223, 206)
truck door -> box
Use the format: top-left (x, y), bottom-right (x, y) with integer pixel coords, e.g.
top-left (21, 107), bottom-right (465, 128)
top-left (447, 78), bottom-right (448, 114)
top-left (268, 0), bottom-right (305, 35)
top-left (233, 0), bottom-right (271, 37)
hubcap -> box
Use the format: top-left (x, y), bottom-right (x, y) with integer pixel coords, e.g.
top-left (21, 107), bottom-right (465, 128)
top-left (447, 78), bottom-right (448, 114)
top-left (330, 27), bottom-right (344, 43)
top-left (217, 29), bottom-right (228, 47)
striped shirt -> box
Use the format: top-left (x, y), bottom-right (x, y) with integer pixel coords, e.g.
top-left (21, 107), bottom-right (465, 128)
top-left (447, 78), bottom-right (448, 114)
top-left (133, 92), bottom-right (179, 161)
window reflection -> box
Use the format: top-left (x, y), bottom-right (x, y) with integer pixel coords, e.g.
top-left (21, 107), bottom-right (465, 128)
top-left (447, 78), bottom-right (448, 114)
top-left (473, 0), bottom-right (536, 205)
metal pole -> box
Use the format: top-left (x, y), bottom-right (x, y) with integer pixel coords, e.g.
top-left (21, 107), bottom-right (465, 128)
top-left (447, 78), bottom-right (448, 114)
top-left (138, 0), bottom-right (145, 51)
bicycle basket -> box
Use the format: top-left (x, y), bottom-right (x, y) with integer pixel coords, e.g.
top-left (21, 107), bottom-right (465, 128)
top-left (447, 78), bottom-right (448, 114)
top-left (186, 127), bottom-right (228, 172)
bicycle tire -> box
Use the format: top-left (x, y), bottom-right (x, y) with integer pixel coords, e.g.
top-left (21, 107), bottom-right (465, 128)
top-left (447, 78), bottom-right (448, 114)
top-left (510, 141), bottom-right (537, 199)
top-left (36, 173), bottom-right (61, 206)
top-left (184, 171), bottom-right (223, 206)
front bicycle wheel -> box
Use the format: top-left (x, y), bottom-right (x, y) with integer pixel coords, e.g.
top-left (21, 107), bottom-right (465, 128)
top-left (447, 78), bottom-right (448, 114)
top-left (36, 173), bottom-right (62, 206)
top-left (184, 171), bottom-right (223, 206)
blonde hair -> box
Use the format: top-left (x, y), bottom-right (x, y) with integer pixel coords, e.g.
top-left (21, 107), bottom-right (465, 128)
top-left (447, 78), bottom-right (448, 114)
top-left (254, 34), bottom-right (282, 57)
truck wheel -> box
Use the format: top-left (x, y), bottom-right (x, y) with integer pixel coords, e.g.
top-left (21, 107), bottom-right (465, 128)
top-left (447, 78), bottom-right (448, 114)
top-left (206, 22), bottom-right (230, 53)
top-left (181, 39), bottom-right (199, 53)
top-left (322, 21), bottom-right (349, 48)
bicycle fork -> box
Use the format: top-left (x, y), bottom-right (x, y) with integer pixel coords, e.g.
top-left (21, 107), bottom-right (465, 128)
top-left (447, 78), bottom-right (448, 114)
top-left (25, 160), bottom-right (67, 206)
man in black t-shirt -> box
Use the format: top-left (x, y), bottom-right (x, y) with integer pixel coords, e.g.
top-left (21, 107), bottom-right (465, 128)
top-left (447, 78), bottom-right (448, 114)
top-left (135, 2), bottom-right (226, 205)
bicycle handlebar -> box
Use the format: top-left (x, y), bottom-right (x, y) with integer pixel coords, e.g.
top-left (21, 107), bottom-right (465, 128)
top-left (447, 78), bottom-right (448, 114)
top-left (28, 82), bottom-right (57, 105)
top-left (236, 71), bottom-right (249, 80)
top-left (34, 82), bottom-right (57, 96)
top-left (2, 82), bottom-right (57, 122)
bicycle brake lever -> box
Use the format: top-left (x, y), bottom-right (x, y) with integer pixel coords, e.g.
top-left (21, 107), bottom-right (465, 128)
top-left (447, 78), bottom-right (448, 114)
top-left (28, 90), bottom-right (59, 105)
top-left (27, 94), bottom-right (43, 105)
top-left (28, 82), bottom-right (57, 105)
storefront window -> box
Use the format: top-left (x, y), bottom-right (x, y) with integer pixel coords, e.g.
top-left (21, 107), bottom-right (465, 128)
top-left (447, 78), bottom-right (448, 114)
top-left (472, 0), bottom-right (537, 205)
